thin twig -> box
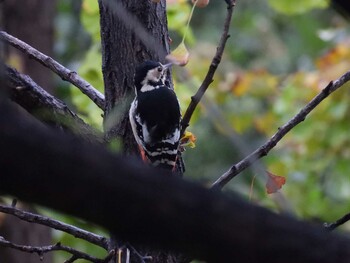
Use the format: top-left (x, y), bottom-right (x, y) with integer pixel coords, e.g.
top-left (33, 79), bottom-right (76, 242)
top-left (324, 212), bottom-right (350, 231)
top-left (180, 0), bottom-right (236, 136)
top-left (0, 31), bottom-right (105, 109)
top-left (0, 204), bottom-right (109, 250)
top-left (212, 70), bottom-right (350, 189)
top-left (0, 237), bottom-right (104, 263)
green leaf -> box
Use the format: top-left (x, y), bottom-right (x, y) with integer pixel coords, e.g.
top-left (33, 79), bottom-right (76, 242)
top-left (81, 0), bottom-right (101, 41)
top-left (267, 0), bottom-right (330, 15)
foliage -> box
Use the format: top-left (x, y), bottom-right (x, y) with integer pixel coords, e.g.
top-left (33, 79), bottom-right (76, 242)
top-left (51, 0), bottom-right (350, 260)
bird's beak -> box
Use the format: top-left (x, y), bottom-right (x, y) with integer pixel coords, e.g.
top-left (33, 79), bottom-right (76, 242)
top-left (163, 62), bottom-right (173, 69)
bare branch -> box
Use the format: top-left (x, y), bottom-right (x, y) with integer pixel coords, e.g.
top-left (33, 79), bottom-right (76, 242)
top-left (0, 204), bottom-right (109, 250)
top-left (3, 63), bottom-right (102, 143)
top-left (0, 237), bottom-right (104, 263)
top-left (212, 70), bottom-right (350, 189)
top-left (0, 31), bottom-right (105, 109)
top-left (324, 212), bottom-right (350, 231)
top-left (180, 0), bottom-right (236, 136)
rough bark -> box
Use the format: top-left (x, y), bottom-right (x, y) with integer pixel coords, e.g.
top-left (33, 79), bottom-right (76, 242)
top-left (1, 100), bottom-right (350, 263)
top-left (98, 0), bottom-right (171, 154)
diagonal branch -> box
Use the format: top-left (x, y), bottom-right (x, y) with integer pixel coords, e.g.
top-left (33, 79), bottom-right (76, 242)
top-left (212, 70), bottom-right (350, 189)
top-left (324, 211), bottom-right (350, 231)
top-left (0, 204), bottom-right (109, 250)
top-left (0, 31), bottom-right (105, 110)
top-left (3, 63), bottom-right (102, 143)
top-left (0, 237), bottom-right (106, 263)
top-left (180, 0), bottom-right (236, 136)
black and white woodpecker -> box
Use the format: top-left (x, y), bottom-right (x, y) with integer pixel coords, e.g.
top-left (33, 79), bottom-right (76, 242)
top-left (129, 60), bottom-right (181, 170)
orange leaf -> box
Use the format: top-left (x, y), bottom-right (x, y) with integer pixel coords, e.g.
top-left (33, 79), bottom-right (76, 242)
top-left (265, 171), bottom-right (286, 194)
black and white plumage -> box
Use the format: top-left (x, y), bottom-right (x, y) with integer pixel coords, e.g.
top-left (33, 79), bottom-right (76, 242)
top-left (129, 60), bottom-right (181, 170)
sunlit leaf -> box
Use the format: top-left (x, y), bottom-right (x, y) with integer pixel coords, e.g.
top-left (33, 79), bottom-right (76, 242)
top-left (180, 131), bottom-right (197, 149)
top-left (266, 171), bottom-right (286, 194)
top-left (166, 42), bottom-right (190, 66)
top-left (316, 44), bottom-right (349, 70)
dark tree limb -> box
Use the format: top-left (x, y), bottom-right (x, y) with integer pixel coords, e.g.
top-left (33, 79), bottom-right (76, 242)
top-left (2, 63), bottom-right (102, 143)
top-left (324, 212), bottom-right (350, 231)
top-left (180, 0), bottom-right (236, 136)
top-left (0, 31), bottom-right (105, 109)
top-left (0, 205), bottom-right (109, 250)
top-left (0, 237), bottom-right (106, 263)
top-left (1, 100), bottom-right (350, 263)
top-left (212, 70), bottom-right (350, 189)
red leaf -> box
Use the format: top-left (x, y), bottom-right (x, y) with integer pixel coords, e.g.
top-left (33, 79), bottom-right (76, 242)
top-left (265, 171), bottom-right (286, 194)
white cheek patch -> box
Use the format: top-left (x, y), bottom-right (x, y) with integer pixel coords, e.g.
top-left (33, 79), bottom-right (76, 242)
top-left (141, 68), bottom-right (161, 86)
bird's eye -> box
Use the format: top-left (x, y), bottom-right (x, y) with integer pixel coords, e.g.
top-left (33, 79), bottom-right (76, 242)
top-left (157, 67), bottom-right (163, 72)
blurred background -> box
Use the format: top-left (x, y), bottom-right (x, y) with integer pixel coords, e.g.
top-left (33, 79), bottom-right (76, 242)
top-left (1, 0), bottom-right (350, 262)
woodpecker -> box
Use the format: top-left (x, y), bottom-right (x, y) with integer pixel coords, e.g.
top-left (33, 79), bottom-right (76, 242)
top-left (129, 60), bottom-right (181, 170)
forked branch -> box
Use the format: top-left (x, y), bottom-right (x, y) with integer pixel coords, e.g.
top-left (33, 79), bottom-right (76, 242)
top-left (0, 237), bottom-right (108, 263)
top-left (0, 204), bottom-right (109, 249)
top-left (0, 31), bottom-right (105, 109)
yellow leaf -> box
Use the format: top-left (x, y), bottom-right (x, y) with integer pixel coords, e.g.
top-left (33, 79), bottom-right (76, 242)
top-left (180, 131), bottom-right (197, 149)
top-left (166, 42), bottom-right (190, 66)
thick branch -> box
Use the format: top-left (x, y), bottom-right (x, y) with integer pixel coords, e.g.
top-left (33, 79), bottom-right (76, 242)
top-left (0, 237), bottom-right (105, 263)
top-left (0, 205), bottom-right (109, 250)
top-left (1, 100), bottom-right (350, 263)
top-left (2, 63), bottom-right (102, 143)
top-left (212, 70), bottom-right (350, 189)
top-left (0, 31), bottom-right (105, 109)
top-left (180, 0), bottom-right (236, 136)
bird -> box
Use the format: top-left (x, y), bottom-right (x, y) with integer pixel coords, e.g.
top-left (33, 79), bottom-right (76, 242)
top-left (129, 60), bottom-right (181, 170)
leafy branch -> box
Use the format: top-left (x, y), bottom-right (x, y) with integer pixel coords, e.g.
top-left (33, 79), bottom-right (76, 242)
top-left (212, 70), bottom-right (350, 189)
top-left (180, 0), bottom-right (236, 136)
top-left (0, 31), bottom-right (105, 109)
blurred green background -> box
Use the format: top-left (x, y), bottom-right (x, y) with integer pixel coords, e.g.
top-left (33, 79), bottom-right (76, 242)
top-left (6, 0), bottom-right (350, 261)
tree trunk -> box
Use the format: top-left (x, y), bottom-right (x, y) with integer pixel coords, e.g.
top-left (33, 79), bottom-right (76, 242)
top-left (98, 0), bottom-right (186, 262)
top-left (98, 0), bottom-right (171, 153)
top-left (2, 0), bottom-right (56, 93)
top-left (0, 1), bottom-right (56, 262)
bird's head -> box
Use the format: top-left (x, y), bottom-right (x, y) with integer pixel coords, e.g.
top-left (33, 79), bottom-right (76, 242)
top-left (134, 60), bottom-right (172, 92)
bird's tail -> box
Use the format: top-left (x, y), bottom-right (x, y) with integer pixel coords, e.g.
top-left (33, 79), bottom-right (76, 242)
top-left (143, 142), bottom-right (179, 170)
